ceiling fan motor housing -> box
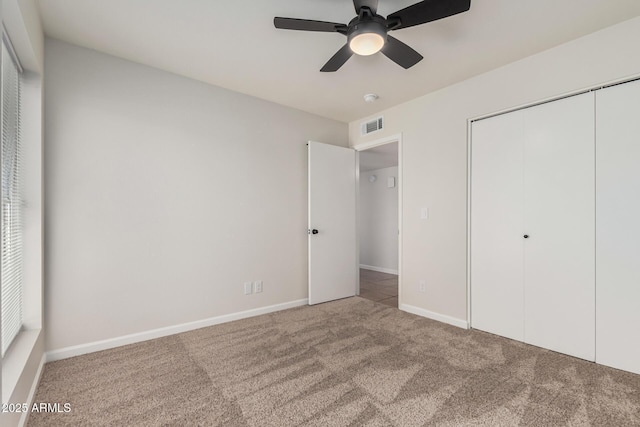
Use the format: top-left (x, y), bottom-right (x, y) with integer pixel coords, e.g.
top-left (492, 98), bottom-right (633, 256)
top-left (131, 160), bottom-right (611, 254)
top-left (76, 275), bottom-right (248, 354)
top-left (348, 15), bottom-right (388, 40)
top-left (347, 15), bottom-right (388, 55)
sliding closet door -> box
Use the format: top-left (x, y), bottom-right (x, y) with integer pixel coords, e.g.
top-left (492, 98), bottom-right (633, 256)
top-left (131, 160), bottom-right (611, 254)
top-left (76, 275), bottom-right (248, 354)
top-left (523, 93), bottom-right (595, 361)
top-left (595, 80), bottom-right (640, 374)
top-left (471, 111), bottom-right (525, 342)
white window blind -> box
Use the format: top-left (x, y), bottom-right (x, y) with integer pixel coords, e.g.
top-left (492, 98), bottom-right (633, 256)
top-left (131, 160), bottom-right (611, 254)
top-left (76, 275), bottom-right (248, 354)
top-left (1, 34), bottom-right (23, 357)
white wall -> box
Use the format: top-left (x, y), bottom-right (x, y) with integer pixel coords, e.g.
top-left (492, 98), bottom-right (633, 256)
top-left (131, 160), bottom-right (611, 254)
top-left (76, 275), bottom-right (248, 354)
top-left (44, 39), bottom-right (348, 353)
top-left (349, 16), bottom-right (640, 325)
top-left (359, 167), bottom-right (398, 273)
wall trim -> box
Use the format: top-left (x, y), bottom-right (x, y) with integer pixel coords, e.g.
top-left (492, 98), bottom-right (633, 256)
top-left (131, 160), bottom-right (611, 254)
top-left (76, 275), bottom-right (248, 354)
top-left (353, 133), bottom-right (403, 151)
top-left (46, 299), bottom-right (309, 362)
top-left (466, 116), bottom-right (473, 329)
top-left (18, 353), bottom-right (46, 427)
top-left (400, 303), bottom-right (469, 330)
top-left (359, 264), bottom-right (398, 275)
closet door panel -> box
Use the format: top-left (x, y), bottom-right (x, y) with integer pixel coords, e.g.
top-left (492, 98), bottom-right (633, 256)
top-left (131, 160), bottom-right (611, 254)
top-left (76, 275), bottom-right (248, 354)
top-left (523, 93), bottom-right (595, 361)
top-left (471, 111), bottom-right (525, 342)
top-left (596, 80), bottom-right (640, 374)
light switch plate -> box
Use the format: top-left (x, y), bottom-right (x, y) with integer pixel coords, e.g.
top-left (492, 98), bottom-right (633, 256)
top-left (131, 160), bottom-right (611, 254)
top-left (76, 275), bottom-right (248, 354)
top-left (421, 208), bottom-right (429, 220)
top-left (244, 282), bottom-right (253, 295)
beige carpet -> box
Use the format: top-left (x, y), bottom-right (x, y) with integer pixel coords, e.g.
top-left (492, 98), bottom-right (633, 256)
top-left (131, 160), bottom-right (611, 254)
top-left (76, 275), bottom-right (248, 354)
top-left (29, 297), bottom-right (640, 426)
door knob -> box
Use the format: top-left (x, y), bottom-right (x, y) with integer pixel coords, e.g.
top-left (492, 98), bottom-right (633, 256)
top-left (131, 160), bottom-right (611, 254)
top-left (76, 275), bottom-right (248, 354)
top-left (523, 235), bottom-right (529, 239)
top-left (311, 229), bottom-right (319, 234)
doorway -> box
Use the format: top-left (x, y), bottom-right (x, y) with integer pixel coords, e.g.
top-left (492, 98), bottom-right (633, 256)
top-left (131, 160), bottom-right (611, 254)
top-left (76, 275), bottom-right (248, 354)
top-left (356, 138), bottom-right (400, 308)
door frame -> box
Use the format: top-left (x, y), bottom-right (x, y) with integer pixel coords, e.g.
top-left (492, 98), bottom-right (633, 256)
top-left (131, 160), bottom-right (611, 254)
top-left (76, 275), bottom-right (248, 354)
top-left (353, 133), bottom-right (403, 304)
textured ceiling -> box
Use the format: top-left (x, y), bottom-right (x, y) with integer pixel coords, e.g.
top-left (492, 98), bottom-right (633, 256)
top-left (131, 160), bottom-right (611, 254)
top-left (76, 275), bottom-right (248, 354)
top-left (37, 0), bottom-right (640, 122)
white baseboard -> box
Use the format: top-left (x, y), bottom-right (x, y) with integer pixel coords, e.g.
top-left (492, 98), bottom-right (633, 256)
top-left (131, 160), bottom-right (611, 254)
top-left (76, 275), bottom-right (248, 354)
top-left (359, 264), bottom-right (398, 275)
top-left (399, 304), bottom-right (469, 329)
top-left (18, 353), bottom-right (46, 427)
top-left (46, 299), bottom-right (308, 362)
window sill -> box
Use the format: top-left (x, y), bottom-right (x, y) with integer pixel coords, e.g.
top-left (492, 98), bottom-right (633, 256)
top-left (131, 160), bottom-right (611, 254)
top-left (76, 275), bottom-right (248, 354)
top-left (2, 329), bottom-right (41, 403)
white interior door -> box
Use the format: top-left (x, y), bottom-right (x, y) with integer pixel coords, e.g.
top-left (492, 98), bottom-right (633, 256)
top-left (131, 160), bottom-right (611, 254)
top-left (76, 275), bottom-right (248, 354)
top-left (471, 111), bottom-right (525, 342)
top-left (308, 141), bottom-right (356, 305)
top-left (595, 80), bottom-right (640, 374)
top-left (523, 92), bottom-right (595, 361)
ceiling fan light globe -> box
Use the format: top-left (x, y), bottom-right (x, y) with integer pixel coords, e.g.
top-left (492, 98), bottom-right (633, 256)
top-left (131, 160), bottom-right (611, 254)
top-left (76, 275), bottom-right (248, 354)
top-left (349, 32), bottom-right (385, 56)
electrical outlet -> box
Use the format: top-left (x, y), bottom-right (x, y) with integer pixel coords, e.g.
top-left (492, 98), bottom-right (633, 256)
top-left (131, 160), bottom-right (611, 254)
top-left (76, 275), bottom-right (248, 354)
top-left (254, 280), bottom-right (263, 293)
top-left (244, 282), bottom-right (253, 295)
top-left (419, 280), bottom-right (426, 293)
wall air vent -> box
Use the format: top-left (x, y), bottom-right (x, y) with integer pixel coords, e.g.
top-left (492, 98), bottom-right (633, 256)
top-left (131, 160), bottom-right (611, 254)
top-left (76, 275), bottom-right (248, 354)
top-left (361, 116), bottom-right (384, 136)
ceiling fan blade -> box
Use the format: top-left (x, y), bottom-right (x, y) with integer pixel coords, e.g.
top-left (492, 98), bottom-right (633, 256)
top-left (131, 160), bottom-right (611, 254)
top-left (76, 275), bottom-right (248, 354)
top-left (353, 0), bottom-right (378, 15)
top-left (381, 35), bottom-right (423, 69)
top-left (386, 0), bottom-right (470, 31)
top-left (274, 17), bottom-right (347, 32)
top-left (320, 43), bottom-right (354, 72)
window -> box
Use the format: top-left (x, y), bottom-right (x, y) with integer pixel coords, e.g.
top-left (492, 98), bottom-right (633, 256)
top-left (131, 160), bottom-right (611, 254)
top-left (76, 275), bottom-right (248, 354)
top-left (1, 33), bottom-right (23, 357)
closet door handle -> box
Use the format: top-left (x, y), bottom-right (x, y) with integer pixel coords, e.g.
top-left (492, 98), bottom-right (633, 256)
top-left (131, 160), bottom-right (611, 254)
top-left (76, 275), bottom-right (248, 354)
top-left (523, 235), bottom-right (529, 239)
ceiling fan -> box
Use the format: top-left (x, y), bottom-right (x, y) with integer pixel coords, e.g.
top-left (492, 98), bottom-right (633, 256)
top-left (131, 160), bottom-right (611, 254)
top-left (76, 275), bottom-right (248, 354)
top-left (274, 0), bottom-right (471, 72)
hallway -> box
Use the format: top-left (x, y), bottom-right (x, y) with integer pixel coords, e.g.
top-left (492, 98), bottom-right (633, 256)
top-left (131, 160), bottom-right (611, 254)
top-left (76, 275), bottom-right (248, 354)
top-left (359, 269), bottom-right (398, 307)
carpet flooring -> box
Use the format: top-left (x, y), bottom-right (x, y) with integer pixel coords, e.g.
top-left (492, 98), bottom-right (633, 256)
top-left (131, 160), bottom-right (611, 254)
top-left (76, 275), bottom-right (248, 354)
top-left (29, 297), bottom-right (640, 426)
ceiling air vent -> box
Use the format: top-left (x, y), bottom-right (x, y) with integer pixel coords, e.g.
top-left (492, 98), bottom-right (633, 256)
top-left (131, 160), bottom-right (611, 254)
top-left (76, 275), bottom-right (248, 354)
top-left (361, 116), bottom-right (384, 136)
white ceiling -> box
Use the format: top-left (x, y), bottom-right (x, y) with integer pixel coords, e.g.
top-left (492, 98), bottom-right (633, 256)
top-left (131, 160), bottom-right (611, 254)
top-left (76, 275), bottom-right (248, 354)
top-left (37, 0), bottom-right (640, 123)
